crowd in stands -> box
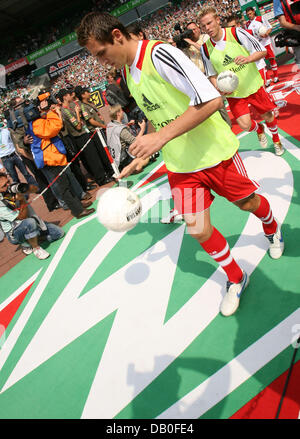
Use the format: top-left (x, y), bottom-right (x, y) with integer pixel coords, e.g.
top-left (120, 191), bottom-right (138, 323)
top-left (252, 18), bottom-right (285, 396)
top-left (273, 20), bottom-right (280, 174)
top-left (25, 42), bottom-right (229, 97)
top-left (0, 0), bottom-right (132, 66)
top-left (0, 0), bottom-right (243, 110)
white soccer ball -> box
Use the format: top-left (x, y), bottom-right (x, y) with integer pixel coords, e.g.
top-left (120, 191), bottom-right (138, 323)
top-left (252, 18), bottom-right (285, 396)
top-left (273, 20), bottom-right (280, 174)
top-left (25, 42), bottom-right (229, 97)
top-left (258, 25), bottom-right (268, 37)
top-left (97, 186), bottom-right (142, 232)
top-left (216, 70), bottom-right (239, 93)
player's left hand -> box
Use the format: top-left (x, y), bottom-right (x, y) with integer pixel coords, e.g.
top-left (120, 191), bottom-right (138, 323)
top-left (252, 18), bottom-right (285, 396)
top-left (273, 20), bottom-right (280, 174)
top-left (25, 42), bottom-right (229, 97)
top-left (129, 132), bottom-right (164, 160)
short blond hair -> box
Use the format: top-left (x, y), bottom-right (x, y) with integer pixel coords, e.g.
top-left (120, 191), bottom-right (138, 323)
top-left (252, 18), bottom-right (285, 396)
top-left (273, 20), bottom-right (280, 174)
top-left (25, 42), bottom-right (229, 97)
top-left (109, 104), bottom-right (122, 120)
top-left (198, 6), bottom-right (218, 20)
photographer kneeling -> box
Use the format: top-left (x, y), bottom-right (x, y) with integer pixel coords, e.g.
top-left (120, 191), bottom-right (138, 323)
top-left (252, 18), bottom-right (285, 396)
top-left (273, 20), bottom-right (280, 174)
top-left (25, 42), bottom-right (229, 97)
top-left (0, 172), bottom-right (64, 259)
top-left (106, 105), bottom-right (150, 175)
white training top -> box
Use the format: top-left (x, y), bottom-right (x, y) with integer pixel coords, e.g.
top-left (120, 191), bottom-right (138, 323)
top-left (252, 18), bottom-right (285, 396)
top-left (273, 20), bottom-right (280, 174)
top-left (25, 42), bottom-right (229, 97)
top-left (200, 27), bottom-right (266, 77)
top-left (127, 40), bottom-right (221, 107)
top-left (246, 16), bottom-right (272, 47)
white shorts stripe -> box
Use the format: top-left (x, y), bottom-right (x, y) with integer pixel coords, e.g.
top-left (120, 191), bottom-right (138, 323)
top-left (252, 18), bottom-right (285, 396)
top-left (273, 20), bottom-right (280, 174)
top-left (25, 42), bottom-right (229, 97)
top-left (236, 153), bottom-right (248, 177)
top-left (233, 153), bottom-right (247, 177)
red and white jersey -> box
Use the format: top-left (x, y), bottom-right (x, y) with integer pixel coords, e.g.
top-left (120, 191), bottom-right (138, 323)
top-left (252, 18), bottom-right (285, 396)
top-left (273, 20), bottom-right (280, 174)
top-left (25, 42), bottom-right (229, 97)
top-left (246, 15), bottom-right (272, 47)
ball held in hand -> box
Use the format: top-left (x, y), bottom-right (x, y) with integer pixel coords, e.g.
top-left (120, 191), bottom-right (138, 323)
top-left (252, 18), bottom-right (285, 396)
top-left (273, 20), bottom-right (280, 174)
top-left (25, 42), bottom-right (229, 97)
top-left (258, 25), bottom-right (268, 37)
top-left (216, 70), bottom-right (239, 94)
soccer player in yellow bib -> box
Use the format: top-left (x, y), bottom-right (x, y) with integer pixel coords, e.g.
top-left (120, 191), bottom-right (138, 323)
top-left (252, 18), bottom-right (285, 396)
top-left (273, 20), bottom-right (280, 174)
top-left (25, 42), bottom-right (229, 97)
top-left (77, 12), bottom-right (284, 317)
top-left (199, 7), bottom-right (284, 157)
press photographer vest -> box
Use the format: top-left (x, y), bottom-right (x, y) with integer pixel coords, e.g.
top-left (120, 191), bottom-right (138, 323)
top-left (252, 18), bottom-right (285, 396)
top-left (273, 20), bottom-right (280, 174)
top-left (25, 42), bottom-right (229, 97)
top-left (123, 40), bottom-right (238, 173)
top-left (280, 0), bottom-right (300, 24)
top-left (203, 28), bottom-right (263, 98)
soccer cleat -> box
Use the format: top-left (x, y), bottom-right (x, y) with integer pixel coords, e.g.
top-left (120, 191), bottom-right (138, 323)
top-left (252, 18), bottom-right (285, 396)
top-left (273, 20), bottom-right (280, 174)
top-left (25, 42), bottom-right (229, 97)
top-left (33, 246), bottom-right (50, 260)
top-left (273, 141), bottom-right (284, 156)
top-left (160, 208), bottom-right (183, 224)
top-left (273, 77), bottom-right (279, 83)
top-left (265, 223), bottom-right (284, 259)
top-left (220, 270), bottom-right (250, 317)
top-left (265, 79), bottom-right (272, 87)
top-left (257, 125), bottom-right (268, 149)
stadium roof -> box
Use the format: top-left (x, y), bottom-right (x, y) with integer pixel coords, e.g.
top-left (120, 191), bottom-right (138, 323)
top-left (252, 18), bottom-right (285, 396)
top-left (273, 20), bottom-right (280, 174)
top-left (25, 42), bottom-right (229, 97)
top-left (0, 0), bottom-right (91, 33)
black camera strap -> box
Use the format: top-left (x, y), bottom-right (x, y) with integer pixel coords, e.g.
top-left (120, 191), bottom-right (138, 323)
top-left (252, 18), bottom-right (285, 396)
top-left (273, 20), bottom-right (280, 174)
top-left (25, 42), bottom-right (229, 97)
top-left (281, 0), bottom-right (297, 23)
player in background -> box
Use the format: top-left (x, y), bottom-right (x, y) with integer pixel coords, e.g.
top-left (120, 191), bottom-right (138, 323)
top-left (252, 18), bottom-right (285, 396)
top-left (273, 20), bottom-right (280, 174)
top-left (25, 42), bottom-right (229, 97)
top-left (226, 14), bottom-right (268, 85)
top-left (246, 6), bottom-right (279, 85)
top-left (200, 7), bottom-right (284, 156)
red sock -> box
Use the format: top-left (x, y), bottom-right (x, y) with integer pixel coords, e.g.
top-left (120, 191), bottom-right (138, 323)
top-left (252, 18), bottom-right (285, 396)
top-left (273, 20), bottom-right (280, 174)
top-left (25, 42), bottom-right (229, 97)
top-left (266, 118), bottom-right (280, 143)
top-left (200, 227), bottom-right (243, 284)
top-left (249, 120), bottom-right (264, 135)
top-left (253, 194), bottom-right (278, 235)
top-left (270, 58), bottom-right (278, 78)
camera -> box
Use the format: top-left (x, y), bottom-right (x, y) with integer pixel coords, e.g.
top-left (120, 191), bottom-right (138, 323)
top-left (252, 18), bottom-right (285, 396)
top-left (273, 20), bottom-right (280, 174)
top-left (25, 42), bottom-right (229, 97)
top-left (172, 23), bottom-right (194, 49)
top-left (132, 108), bottom-right (146, 125)
top-left (275, 29), bottom-right (300, 47)
top-left (5, 91), bottom-right (59, 130)
top-left (7, 183), bottom-right (30, 195)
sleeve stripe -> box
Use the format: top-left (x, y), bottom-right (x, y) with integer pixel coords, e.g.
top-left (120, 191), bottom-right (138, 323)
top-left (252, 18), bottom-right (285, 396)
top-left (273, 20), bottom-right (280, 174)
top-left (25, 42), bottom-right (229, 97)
top-left (154, 47), bottom-right (203, 104)
top-left (154, 53), bottom-right (185, 77)
top-left (237, 28), bottom-right (264, 52)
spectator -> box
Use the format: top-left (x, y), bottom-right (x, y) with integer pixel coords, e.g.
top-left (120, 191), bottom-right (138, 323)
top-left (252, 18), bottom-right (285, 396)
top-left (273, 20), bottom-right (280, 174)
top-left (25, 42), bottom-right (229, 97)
top-left (75, 85), bottom-right (115, 179)
top-left (0, 123), bottom-right (38, 187)
top-left (55, 91), bottom-right (94, 194)
top-left (60, 88), bottom-right (113, 186)
top-left (106, 104), bottom-right (149, 173)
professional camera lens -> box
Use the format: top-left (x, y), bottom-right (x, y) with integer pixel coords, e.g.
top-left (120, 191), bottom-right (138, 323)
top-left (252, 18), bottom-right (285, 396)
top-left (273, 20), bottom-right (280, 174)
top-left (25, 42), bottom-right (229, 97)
top-left (8, 183), bottom-right (30, 194)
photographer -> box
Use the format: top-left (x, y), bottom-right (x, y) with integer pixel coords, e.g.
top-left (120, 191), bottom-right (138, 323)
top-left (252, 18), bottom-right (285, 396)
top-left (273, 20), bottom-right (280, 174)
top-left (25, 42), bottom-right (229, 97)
top-left (106, 104), bottom-right (149, 174)
top-left (273, 0), bottom-right (300, 68)
top-left (181, 22), bottom-right (209, 73)
top-left (0, 121), bottom-right (38, 187)
top-left (0, 172), bottom-right (64, 259)
top-left (179, 21), bottom-right (232, 127)
top-left (5, 97), bottom-right (28, 150)
top-left (27, 93), bottom-right (95, 219)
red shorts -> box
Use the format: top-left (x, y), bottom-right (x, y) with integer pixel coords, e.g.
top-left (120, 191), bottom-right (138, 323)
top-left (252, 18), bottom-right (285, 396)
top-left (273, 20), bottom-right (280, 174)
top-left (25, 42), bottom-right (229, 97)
top-left (167, 152), bottom-right (259, 214)
top-left (227, 86), bottom-right (276, 120)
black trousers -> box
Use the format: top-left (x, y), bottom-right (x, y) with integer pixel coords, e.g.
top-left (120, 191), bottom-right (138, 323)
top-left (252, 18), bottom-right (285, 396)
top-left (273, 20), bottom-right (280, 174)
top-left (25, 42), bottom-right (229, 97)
top-left (41, 165), bottom-right (83, 217)
top-left (62, 135), bottom-right (88, 191)
top-left (21, 155), bottom-right (59, 212)
top-left (71, 133), bottom-right (109, 186)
